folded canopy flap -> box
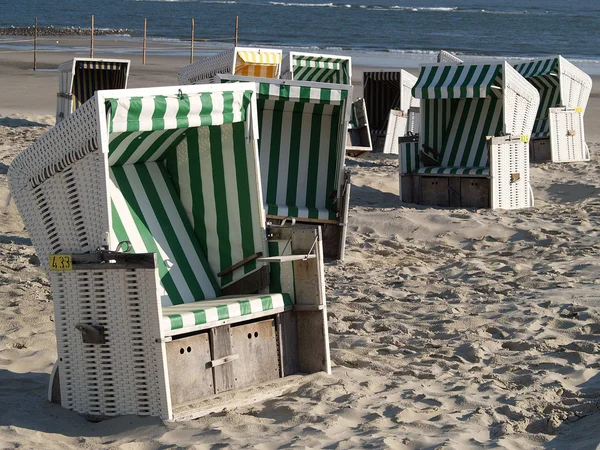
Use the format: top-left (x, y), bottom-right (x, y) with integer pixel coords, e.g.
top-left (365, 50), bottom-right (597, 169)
top-left (236, 50), bottom-right (282, 64)
top-left (413, 64), bottom-right (502, 99)
top-left (78, 61), bottom-right (125, 70)
top-left (514, 57), bottom-right (559, 79)
top-left (257, 82), bottom-right (348, 105)
top-left (106, 90), bottom-right (253, 134)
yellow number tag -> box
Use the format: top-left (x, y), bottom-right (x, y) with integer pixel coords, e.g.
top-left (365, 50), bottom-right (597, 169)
top-left (49, 254), bottom-right (73, 271)
top-left (575, 106), bottom-right (583, 113)
top-left (520, 135), bottom-right (530, 143)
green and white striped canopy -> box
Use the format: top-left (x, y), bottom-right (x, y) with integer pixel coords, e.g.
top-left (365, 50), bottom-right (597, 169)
top-left (219, 77), bottom-right (349, 222)
top-left (413, 64), bottom-right (502, 99)
top-left (105, 88), bottom-right (265, 305)
top-left (514, 57), bottom-right (558, 79)
top-left (106, 90), bottom-right (252, 135)
top-left (290, 54), bottom-right (351, 85)
top-left (514, 57), bottom-right (560, 139)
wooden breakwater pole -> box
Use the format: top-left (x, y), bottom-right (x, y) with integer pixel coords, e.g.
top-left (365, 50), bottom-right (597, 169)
top-left (33, 17), bottom-right (38, 71)
top-left (143, 18), bottom-right (147, 64)
top-left (190, 18), bottom-right (195, 63)
top-left (90, 14), bottom-right (94, 58)
top-left (235, 16), bottom-right (238, 46)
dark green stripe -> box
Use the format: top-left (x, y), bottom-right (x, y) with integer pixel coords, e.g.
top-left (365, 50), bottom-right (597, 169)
top-left (209, 125), bottom-right (233, 286)
top-left (232, 121), bottom-right (257, 274)
top-left (305, 103), bottom-right (324, 208)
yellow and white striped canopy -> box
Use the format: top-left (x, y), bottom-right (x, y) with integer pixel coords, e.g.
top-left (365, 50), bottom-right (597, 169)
top-left (234, 50), bottom-right (282, 78)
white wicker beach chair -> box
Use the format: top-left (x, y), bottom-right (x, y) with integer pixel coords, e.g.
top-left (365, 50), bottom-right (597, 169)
top-left (177, 47), bottom-right (283, 85)
top-left (437, 50), bottom-right (464, 64)
top-left (56, 58), bottom-right (130, 125)
top-left (8, 83), bottom-right (331, 421)
top-left (362, 70), bottom-right (420, 153)
top-left (346, 98), bottom-right (373, 157)
top-left (514, 56), bottom-right (592, 163)
top-left (399, 61), bottom-right (540, 209)
top-left (218, 75), bottom-right (353, 260)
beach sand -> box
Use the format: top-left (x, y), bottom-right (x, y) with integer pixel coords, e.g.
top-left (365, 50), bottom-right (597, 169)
top-left (1, 40), bottom-right (599, 449)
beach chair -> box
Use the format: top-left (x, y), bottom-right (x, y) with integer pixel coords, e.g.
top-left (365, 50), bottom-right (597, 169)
top-left (437, 50), bottom-right (464, 64)
top-left (279, 51), bottom-right (367, 157)
top-left (346, 98), bottom-right (373, 157)
top-left (217, 75), bottom-right (353, 260)
top-left (514, 56), bottom-right (592, 163)
top-left (56, 58), bottom-right (130, 125)
top-left (8, 83), bottom-right (331, 421)
top-left (362, 70), bottom-right (420, 153)
top-left (280, 51), bottom-right (351, 84)
top-left (177, 47), bottom-right (283, 85)
top-left (399, 61), bottom-right (539, 209)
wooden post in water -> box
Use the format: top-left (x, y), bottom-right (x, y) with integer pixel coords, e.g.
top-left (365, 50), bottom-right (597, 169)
top-left (235, 16), bottom-right (238, 47)
top-left (190, 18), bottom-right (195, 63)
top-left (143, 18), bottom-right (147, 65)
top-left (33, 17), bottom-right (38, 71)
top-left (90, 14), bottom-right (94, 58)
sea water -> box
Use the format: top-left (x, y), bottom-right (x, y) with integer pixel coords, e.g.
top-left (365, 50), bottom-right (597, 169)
top-left (1, 0), bottom-right (599, 72)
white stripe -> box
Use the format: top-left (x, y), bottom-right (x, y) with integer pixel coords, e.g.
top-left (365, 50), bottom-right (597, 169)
top-left (275, 102), bottom-right (294, 207)
top-left (204, 307), bottom-right (219, 324)
top-left (260, 105), bottom-right (273, 203)
top-left (186, 94), bottom-right (203, 128)
top-left (295, 103), bottom-right (314, 208)
top-left (228, 302), bottom-right (242, 318)
top-left (197, 126), bottom-right (221, 281)
top-left (138, 96), bottom-right (156, 131)
top-left (248, 297), bottom-right (263, 314)
top-left (163, 97), bottom-right (180, 130)
top-left (220, 123), bottom-right (244, 284)
top-left (232, 90), bottom-right (244, 123)
top-left (115, 131), bottom-right (162, 165)
top-left (176, 140), bottom-right (193, 227)
top-left (110, 98), bottom-right (130, 133)
top-left (315, 110), bottom-right (332, 209)
top-left (465, 100), bottom-right (490, 167)
top-left (180, 312), bottom-right (196, 329)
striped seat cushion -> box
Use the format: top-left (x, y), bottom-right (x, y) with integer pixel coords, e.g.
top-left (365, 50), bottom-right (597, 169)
top-left (162, 293), bottom-right (293, 334)
top-left (266, 204), bottom-right (336, 221)
top-left (417, 166), bottom-right (490, 176)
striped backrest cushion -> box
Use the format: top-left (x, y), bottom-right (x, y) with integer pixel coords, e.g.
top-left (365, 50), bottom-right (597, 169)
top-left (514, 58), bottom-right (560, 139)
top-left (258, 98), bottom-right (341, 216)
top-left (164, 123), bottom-right (265, 288)
top-left (440, 97), bottom-right (503, 167)
top-left (109, 162), bottom-right (220, 306)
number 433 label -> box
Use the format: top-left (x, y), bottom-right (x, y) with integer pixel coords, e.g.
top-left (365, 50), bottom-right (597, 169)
top-left (49, 254), bottom-right (73, 271)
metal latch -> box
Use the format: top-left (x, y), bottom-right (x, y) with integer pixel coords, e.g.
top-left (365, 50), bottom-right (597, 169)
top-left (75, 323), bottom-right (106, 344)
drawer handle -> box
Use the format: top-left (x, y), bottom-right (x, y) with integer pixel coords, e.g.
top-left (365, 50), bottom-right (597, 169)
top-left (206, 354), bottom-right (240, 368)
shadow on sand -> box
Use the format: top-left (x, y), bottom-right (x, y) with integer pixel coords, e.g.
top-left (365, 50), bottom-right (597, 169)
top-left (0, 368), bottom-right (165, 440)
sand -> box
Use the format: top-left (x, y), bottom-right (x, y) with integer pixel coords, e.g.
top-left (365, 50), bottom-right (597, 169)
top-left (1, 40), bottom-right (599, 449)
